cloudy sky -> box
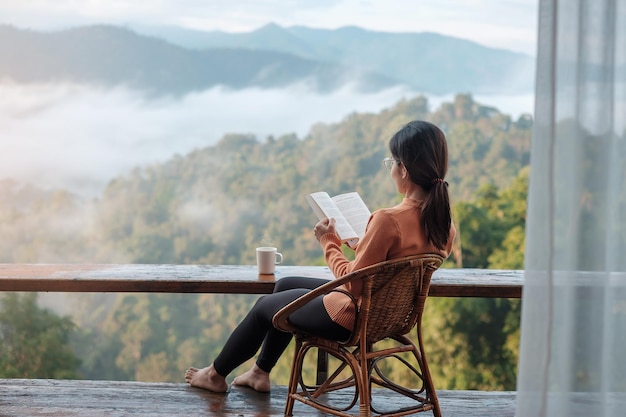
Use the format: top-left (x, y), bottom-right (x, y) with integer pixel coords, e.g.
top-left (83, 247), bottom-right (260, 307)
top-left (2, 0), bottom-right (538, 55)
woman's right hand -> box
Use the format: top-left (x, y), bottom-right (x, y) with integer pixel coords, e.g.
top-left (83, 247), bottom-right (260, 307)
top-left (314, 218), bottom-right (337, 241)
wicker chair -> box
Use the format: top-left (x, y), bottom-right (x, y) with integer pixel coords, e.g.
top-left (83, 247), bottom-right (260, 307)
top-left (273, 254), bottom-right (444, 417)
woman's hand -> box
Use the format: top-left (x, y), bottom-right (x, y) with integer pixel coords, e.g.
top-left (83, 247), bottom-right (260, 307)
top-left (314, 218), bottom-right (337, 241)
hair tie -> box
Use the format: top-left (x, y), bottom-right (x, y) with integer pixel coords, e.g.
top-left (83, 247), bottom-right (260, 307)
top-left (432, 178), bottom-right (448, 186)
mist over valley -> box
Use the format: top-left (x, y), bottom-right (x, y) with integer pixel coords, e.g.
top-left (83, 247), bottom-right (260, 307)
top-left (0, 23), bottom-right (535, 195)
top-left (0, 82), bottom-right (533, 196)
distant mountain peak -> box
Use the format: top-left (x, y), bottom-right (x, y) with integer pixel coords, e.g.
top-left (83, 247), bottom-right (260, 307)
top-left (255, 22), bottom-right (284, 31)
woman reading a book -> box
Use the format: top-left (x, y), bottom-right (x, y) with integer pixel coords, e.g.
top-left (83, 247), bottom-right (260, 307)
top-left (185, 120), bottom-right (456, 393)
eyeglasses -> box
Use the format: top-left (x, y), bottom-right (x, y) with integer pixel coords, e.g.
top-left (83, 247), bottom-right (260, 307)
top-left (383, 157), bottom-right (399, 170)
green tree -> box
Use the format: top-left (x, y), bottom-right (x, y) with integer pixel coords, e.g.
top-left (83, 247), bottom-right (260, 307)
top-left (0, 293), bottom-right (81, 378)
top-left (424, 296), bottom-right (520, 390)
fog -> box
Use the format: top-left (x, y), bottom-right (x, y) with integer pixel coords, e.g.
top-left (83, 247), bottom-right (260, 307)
top-left (0, 82), bottom-right (534, 197)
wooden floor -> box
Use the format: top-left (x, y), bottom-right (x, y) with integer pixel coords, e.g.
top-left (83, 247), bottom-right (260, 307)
top-left (0, 379), bottom-right (515, 417)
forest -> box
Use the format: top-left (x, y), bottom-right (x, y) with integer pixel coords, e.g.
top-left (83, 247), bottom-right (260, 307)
top-left (0, 93), bottom-right (532, 390)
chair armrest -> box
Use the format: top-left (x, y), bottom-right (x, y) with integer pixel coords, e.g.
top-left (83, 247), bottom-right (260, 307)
top-left (272, 271), bottom-right (364, 333)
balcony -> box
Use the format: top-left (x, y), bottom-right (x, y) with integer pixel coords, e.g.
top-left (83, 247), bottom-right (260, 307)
top-left (0, 263), bottom-right (522, 416)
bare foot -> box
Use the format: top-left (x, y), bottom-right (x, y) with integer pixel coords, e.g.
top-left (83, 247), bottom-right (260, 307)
top-left (185, 365), bottom-right (228, 393)
top-left (231, 364), bottom-right (271, 392)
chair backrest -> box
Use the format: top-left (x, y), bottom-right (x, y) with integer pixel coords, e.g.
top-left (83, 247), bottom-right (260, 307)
top-left (345, 254), bottom-right (443, 346)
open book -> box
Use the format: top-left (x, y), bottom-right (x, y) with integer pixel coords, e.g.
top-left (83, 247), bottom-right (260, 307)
top-left (306, 191), bottom-right (371, 248)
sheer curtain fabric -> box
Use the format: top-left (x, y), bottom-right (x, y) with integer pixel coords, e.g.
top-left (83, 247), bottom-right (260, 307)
top-left (516, 0), bottom-right (626, 416)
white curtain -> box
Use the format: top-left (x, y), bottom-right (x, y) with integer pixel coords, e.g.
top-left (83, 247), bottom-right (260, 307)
top-left (516, 0), bottom-right (626, 416)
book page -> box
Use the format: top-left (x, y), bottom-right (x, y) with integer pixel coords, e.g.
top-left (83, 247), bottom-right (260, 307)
top-left (306, 192), bottom-right (358, 242)
top-left (331, 192), bottom-right (371, 239)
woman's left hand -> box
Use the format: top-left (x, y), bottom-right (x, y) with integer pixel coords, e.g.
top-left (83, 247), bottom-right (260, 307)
top-left (314, 218), bottom-right (337, 241)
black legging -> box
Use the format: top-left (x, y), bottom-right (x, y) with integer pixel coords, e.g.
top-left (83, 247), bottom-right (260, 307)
top-left (213, 276), bottom-right (352, 376)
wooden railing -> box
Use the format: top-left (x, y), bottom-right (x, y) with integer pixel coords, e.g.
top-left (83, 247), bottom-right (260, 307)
top-left (0, 263), bottom-right (523, 298)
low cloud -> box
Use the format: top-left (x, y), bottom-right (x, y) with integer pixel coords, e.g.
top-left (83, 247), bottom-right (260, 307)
top-left (0, 82), bottom-right (533, 196)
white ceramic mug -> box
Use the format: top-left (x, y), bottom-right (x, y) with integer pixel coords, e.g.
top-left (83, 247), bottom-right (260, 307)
top-left (256, 247), bottom-right (283, 274)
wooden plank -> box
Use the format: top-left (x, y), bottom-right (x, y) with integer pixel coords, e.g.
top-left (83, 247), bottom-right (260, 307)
top-left (0, 264), bottom-right (523, 298)
top-left (0, 379), bottom-right (517, 417)
top-left (428, 269), bottom-right (523, 298)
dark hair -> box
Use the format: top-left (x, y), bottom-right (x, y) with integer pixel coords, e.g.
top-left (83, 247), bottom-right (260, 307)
top-left (389, 120), bottom-right (451, 250)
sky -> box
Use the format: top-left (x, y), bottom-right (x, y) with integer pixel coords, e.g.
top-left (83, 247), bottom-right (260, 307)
top-left (2, 0), bottom-right (539, 55)
top-left (0, 0), bottom-right (539, 196)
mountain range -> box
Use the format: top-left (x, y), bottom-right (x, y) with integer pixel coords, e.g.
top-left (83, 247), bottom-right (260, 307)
top-left (0, 23), bottom-right (535, 96)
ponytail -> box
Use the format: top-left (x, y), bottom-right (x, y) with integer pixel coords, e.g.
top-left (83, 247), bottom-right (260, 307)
top-left (421, 179), bottom-right (451, 250)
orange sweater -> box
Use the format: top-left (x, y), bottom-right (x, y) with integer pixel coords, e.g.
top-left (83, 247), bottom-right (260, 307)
top-left (320, 198), bottom-right (456, 330)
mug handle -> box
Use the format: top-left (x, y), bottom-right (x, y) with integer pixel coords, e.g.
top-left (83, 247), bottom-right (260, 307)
top-left (275, 252), bottom-right (283, 265)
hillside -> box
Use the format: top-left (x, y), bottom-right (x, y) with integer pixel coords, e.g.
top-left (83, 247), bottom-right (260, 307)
top-left (0, 93), bottom-right (531, 265)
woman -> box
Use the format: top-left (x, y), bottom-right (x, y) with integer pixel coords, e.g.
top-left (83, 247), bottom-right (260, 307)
top-left (185, 120), bottom-right (456, 393)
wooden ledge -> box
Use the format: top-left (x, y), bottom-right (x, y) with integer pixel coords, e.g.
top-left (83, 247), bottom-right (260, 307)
top-left (0, 264), bottom-right (523, 298)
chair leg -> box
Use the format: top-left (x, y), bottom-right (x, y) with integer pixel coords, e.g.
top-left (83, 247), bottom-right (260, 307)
top-left (415, 330), bottom-right (441, 417)
top-left (284, 339), bottom-right (302, 417)
top-left (419, 357), bottom-right (441, 417)
top-left (357, 342), bottom-right (371, 417)
top-left (355, 369), bottom-right (370, 417)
